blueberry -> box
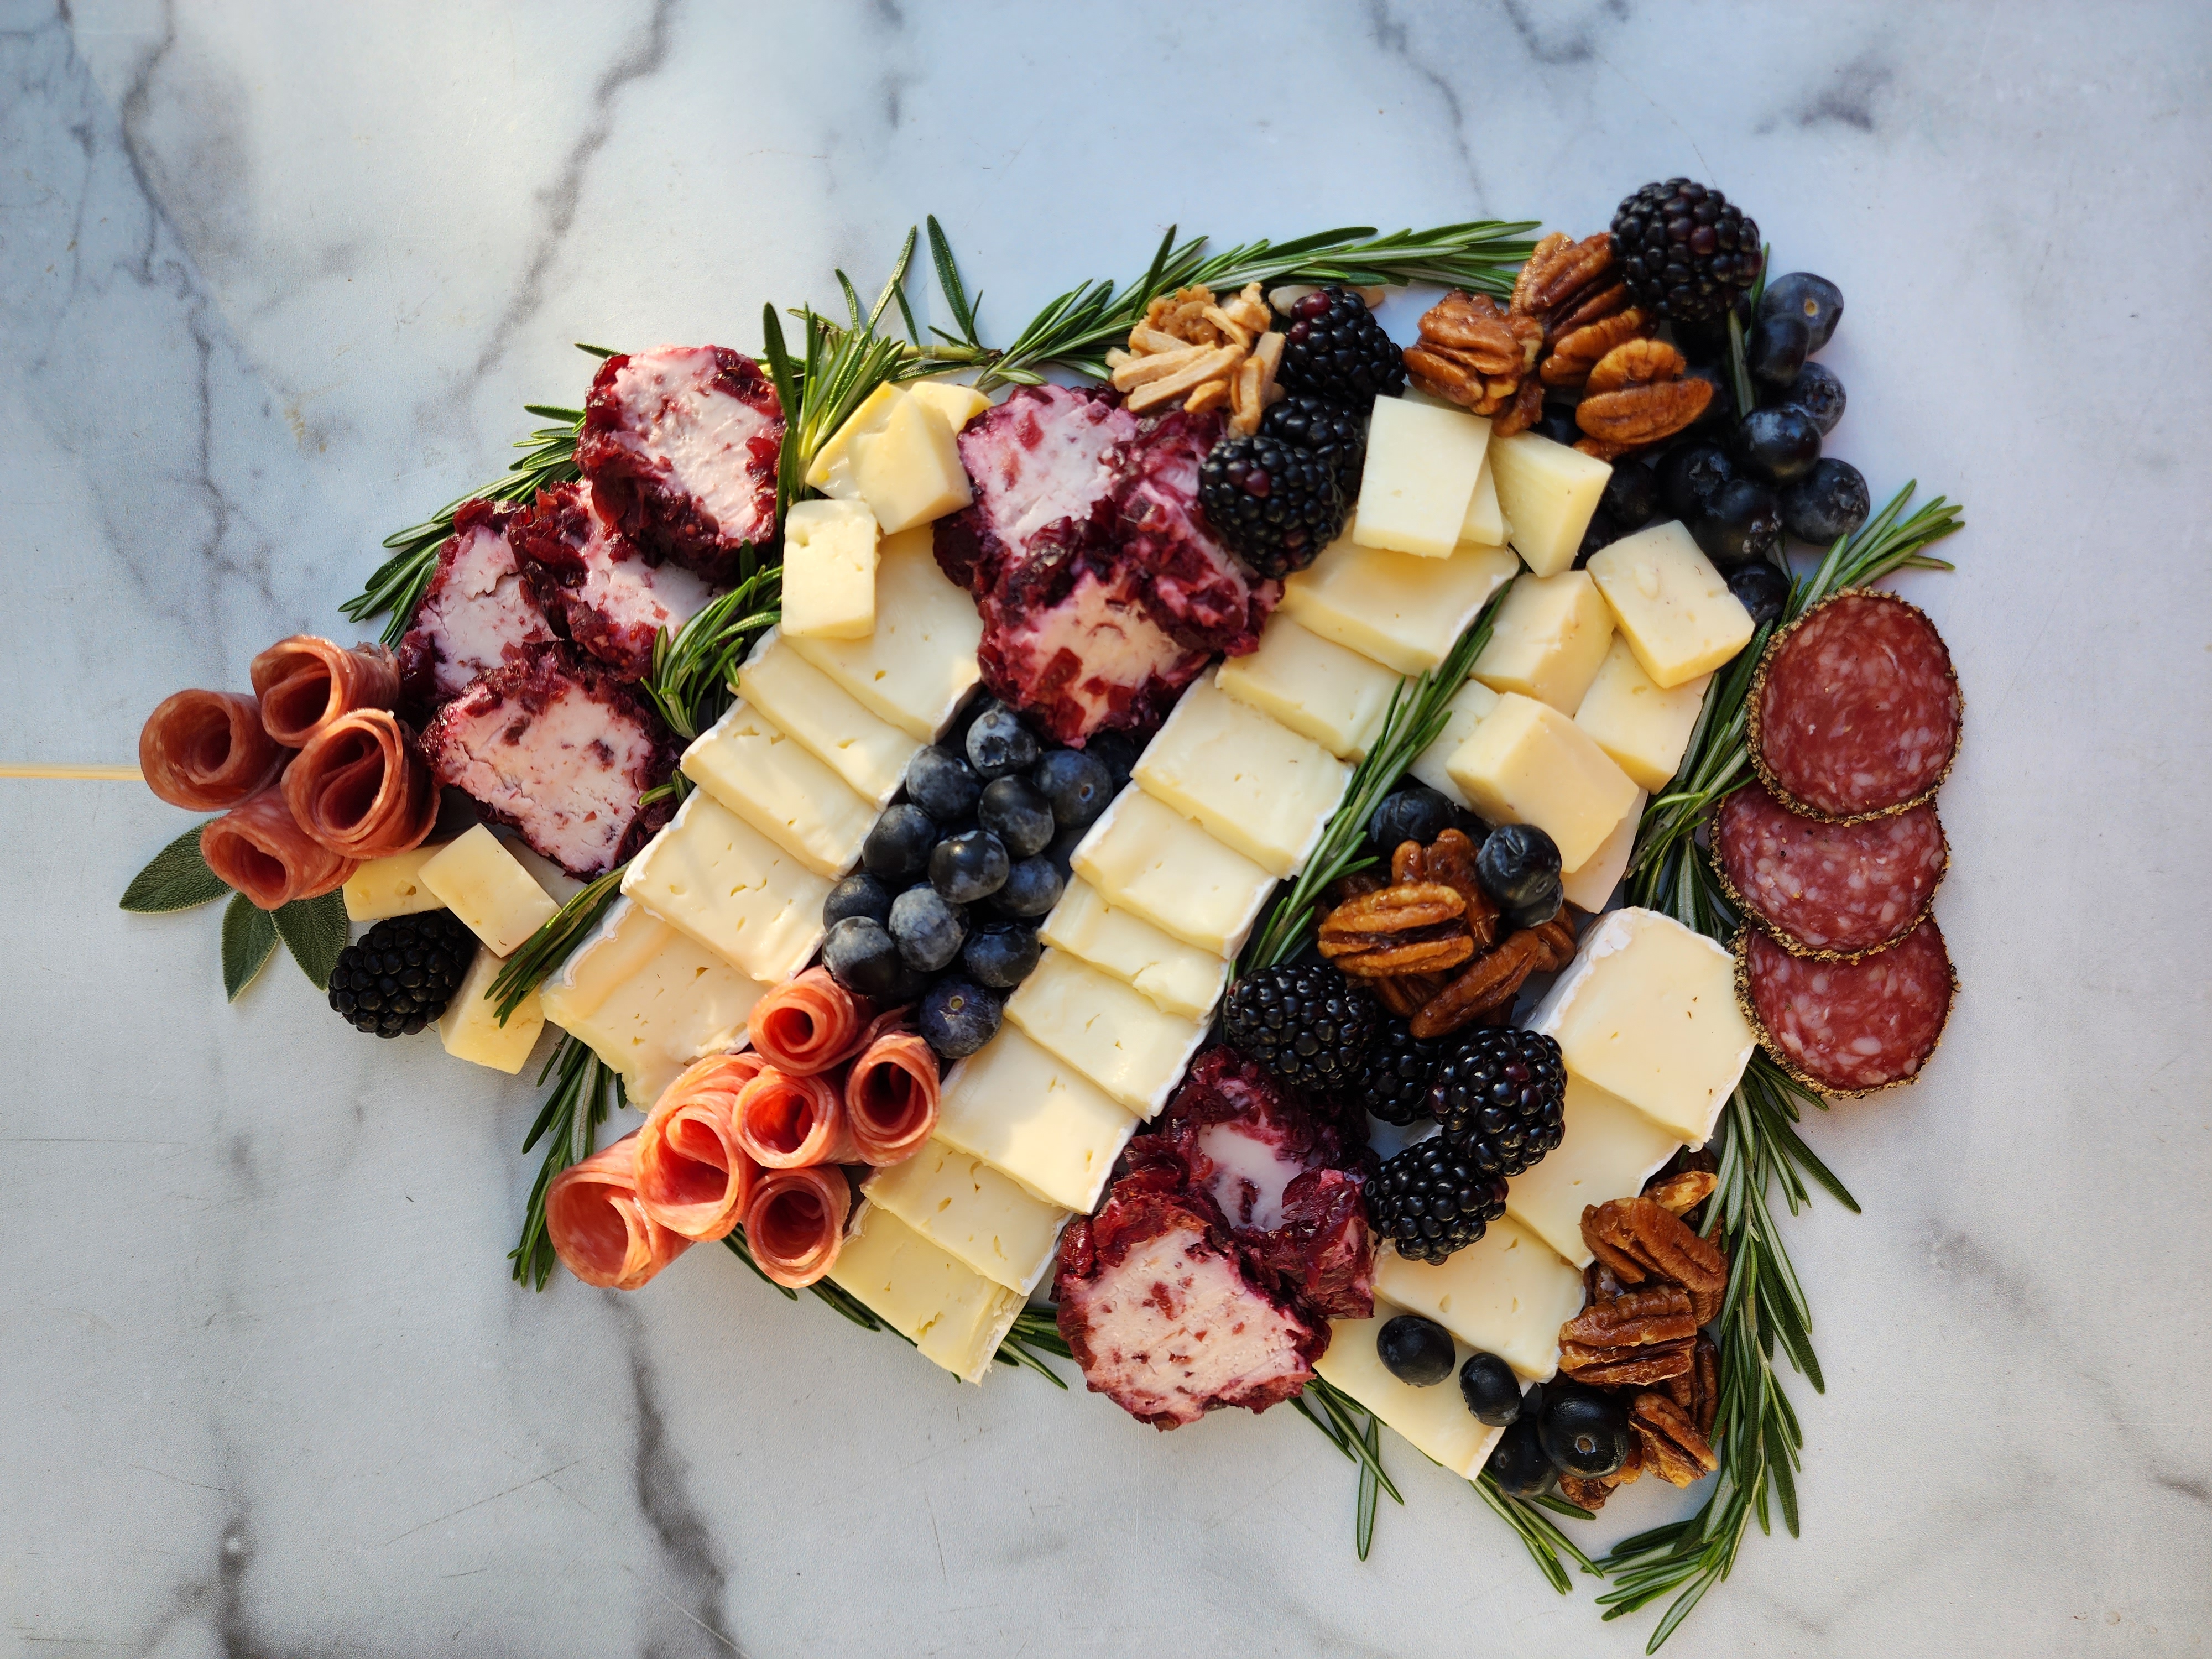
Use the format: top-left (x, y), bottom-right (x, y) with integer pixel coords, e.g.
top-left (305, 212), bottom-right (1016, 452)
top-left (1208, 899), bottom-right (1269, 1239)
top-left (861, 804), bottom-right (937, 881)
top-left (1484, 1417), bottom-right (1553, 1498)
top-left (822, 872), bottom-right (893, 928)
top-left (889, 886), bottom-right (967, 972)
top-left (919, 978), bottom-right (1002, 1059)
top-left (1368, 786), bottom-right (1458, 855)
top-left (905, 745), bottom-right (981, 822)
top-left (1458, 1350), bottom-right (1524, 1426)
top-left (966, 703), bottom-right (1040, 779)
top-left (1042, 822), bottom-right (1089, 878)
top-left (1573, 508), bottom-right (1620, 570)
top-left (1082, 730), bottom-right (1142, 789)
top-left (1728, 562), bottom-right (1791, 627)
top-left (1540, 1390), bottom-right (1632, 1479)
top-left (1500, 876), bottom-right (1563, 932)
top-left (990, 854), bottom-right (1064, 919)
top-left (1376, 1314), bottom-right (1456, 1387)
top-left (1536, 408), bottom-right (1580, 447)
top-left (1746, 310), bottom-right (1810, 388)
top-left (1732, 405), bottom-right (1822, 486)
top-left (962, 922), bottom-right (1040, 989)
top-left (821, 916), bottom-right (906, 999)
top-left (930, 828), bottom-right (1010, 904)
top-left (1682, 361), bottom-right (1731, 426)
top-left (1759, 272), bottom-right (1844, 352)
top-left (1780, 457), bottom-right (1869, 544)
top-left (1600, 458), bottom-right (1659, 531)
top-left (1476, 823), bottom-right (1562, 911)
top-left (1032, 749), bottom-right (1113, 831)
top-left (1658, 442), bottom-right (1735, 521)
top-left (1773, 361), bottom-right (1845, 435)
top-left (978, 776), bottom-right (1055, 858)
top-left (1692, 478), bottom-right (1784, 572)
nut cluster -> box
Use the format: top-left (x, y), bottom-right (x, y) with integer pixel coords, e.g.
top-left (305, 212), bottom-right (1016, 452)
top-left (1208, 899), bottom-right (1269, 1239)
top-left (1105, 282), bottom-right (1284, 434)
top-left (1404, 291), bottom-right (1543, 430)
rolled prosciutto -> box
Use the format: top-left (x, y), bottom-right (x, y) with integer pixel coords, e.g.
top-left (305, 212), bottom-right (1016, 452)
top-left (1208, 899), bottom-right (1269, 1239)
top-left (747, 968), bottom-right (870, 1076)
top-left (844, 1029), bottom-right (940, 1167)
top-left (733, 1068), bottom-right (859, 1169)
top-left (634, 1052), bottom-right (768, 1242)
top-left (546, 1131), bottom-right (692, 1291)
top-left (281, 709), bottom-right (439, 860)
top-left (249, 635), bottom-right (401, 748)
top-left (200, 786), bottom-right (355, 909)
top-left (744, 1165), bottom-right (851, 1288)
top-left (139, 690), bottom-right (286, 810)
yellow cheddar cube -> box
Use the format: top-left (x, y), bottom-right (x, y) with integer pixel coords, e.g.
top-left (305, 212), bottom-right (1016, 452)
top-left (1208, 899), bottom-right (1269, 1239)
top-left (780, 498), bottom-right (879, 640)
top-left (1504, 1073), bottom-right (1682, 1266)
top-left (1280, 526), bottom-right (1518, 675)
top-left (342, 843), bottom-right (450, 922)
top-left (1408, 675), bottom-right (1501, 805)
top-left (1133, 680), bottom-right (1352, 877)
top-left (1353, 397), bottom-right (1491, 557)
top-left (1214, 616), bottom-right (1404, 761)
top-left (1444, 692), bottom-right (1639, 872)
top-left (1586, 520), bottom-right (1755, 689)
top-left (1470, 570), bottom-right (1616, 713)
top-left (420, 825), bottom-right (559, 957)
top-left (1486, 430), bottom-right (1611, 578)
top-left (1574, 634), bottom-right (1713, 790)
top-left (1373, 1214), bottom-right (1585, 1381)
top-left (907, 380), bottom-right (991, 432)
top-left (806, 383), bottom-right (973, 534)
top-left (1559, 789), bottom-right (1645, 914)
top-left (436, 944), bottom-right (545, 1075)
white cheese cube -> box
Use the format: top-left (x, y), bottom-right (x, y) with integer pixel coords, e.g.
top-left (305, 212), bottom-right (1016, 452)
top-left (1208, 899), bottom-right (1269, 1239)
top-left (1373, 1214), bottom-right (1585, 1381)
top-left (1505, 1074), bottom-right (1684, 1266)
top-left (679, 701), bottom-right (874, 879)
top-left (1280, 526), bottom-right (1519, 675)
top-left (436, 944), bottom-right (544, 1074)
top-left (1068, 788), bottom-right (1275, 958)
top-left (784, 529), bottom-right (982, 741)
top-left (862, 1138), bottom-right (1070, 1293)
top-left (1470, 570), bottom-right (1615, 714)
top-left (538, 898), bottom-right (764, 1105)
top-left (508, 843), bottom-right (587, 907)
top-left (1314, 1298), bottom-right (1505, 1479)
top-left (780, 498), bottom-right (879, 641)
top-left (1528, 907), bottom-right (1757, 1146)
top-left (827, 1204), bottom-right (1025, 1384)
top-left (805, 382), bottom-right (974, 534)
top-left (1354, 397), bottom-right (1491, 558)
top-left (1559, 789), bottom-right (1645, 914)
top-left (1407, 676), bottom-right (1501, 805)
top-left (907, 380), bottom-right (991, 432)
top-left (1446, 692), bottom-right (1640, 872)
top-left (1460, 455), bottom-right (1507, 549)
top-left (1003, 950), bottom-right (1209, 1119)
top-left (1486, 430), bottom-right (1613, 578)
top-left (620, 792), bottom-right (829, 984)
top-left (1214, 615), bottom-right (1404, 761)
top-left (934, 1027), bottom-right (1136, 1213)
top-left (342, 843), bottom-right (450, 922)
top-left (1574, 633), bottom-right (1713, 790)
top-left (1038, 879), bottom-right (1227, 1021)
top-left (734, 632), bottom-right (921, 808)
top-left (1585, 520), bottom-right (1755, 689)
top-left (1132, 680), bottom-right (1352, 877)
top-left (420, 825), bottom-right (560, 957)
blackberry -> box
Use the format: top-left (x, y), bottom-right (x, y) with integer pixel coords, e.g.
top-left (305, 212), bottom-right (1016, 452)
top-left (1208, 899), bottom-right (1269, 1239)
top-left (1197, 432), bottom-right (1346, 579)
top-left (1221, 961), bottom-right (1374, 1094)
top-left (1276, 285), bottom-right (1406, 403)
top-left (1369, 1138), bottom-right (1508, 1265)
top-left (1260, 393), bottom-right (1370, 493)
top-left (1355, 1019), bottom-right (1448, 1126)
top-left (328, 911), bottom-right (472, 1038)
top-left (1427, 1027), bottom-right (1567, 1178)
top-left (1609, 179), bottom-right (1764, 325)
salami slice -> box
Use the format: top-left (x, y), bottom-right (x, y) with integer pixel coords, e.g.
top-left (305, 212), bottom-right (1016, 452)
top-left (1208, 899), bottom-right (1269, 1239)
top-left (634, 1052), bottom-right (768, 1242)
top-left (1750, 591), bottom-right (1960, 820)
top-left (744, 1165), bottom-right (852, 1288)
top-left (546, 1131), bottom-right (692, 1290)
top-left (733, 1068), bottom-right (860, 1169)
top-left (248, 636), bottom-right (401, 748)
top-left (281, 709), bottom-right (439, 860)
top-left (1738, 919), bottom-right (1954, 1096)
top-left (1713, 784), bottom-right (1947, 958)
top-left (200, 786), bottom-right (356, 909)
top-left (747, 968), bottom-right (872, 1076)
top-left (139, 690), bottom-right (287, 811)
top-left (844, 1026), bottom-right (940, 1166)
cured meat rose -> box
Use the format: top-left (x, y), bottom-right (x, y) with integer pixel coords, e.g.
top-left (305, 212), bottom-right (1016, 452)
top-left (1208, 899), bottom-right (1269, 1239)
top-left (733, 1068), bottom-right (860, 1169)
top-left (281, 709), bottom-right (439, 860)
top-left (512, 480), bottom-right (721, 681)
top-left (937, 384), bottom-right (1136, 594)
top-left (1715, 784), bottom-right (1947, 958)
top-left (843, 1027), bottom-right (939, 1167)
top-left (747, 968), bottom-right (871, 1076)
top-left (634, 1052), bottom-right (768, 1243)
top-left (139, 690), bottom-right (285, 810)
top-left (578, 345), bottom-right (783, 585)
top-left (200, 786), bottom-right (356, 909)
top-left (744, 1165), bottom-right (852, 1288)
top-left (420, 645), bottom-right (676, 877)
top-left (547, 1130), bottom-right (692, 1291)
top-left (248, 637), bottom-right (401, 748)
top-left (1741, 918), bottom-right (1955, 1095)
top-left (1111, 410), bottom-right (1281, 656)
top-left (1752, 591), bottom-right (1961, 820)
top-left (395, 499), bottom-right (556, 711)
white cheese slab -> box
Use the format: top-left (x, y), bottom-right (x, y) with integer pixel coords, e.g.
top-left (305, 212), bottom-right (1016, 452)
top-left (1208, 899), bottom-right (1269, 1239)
top-left (827, 1204), bottom-right (1025, 1384)
top-left (783, 528), bottom-right (982, 740)
top-left (680, 699), bottom-right (875, 879)
top-left (734, 629), bottom-right (922, 808)
top-left (1131, 680), bottom-right (1351, 878)
top-left (620, 791), bottom-right (828, 985)
top-left (1037, 879), bottom-right (1228, 1021)
top-left (1213, 615), bottom-right (1404, 761)
top-left (1505, 1073), bottom-right (1684, 1266)
top-left (1280, 525), bottom-right (1519, 675)
top-left (1002, 949), bottom-right (1209, 1119)
top-left (1314, 1297), bottom-right (1505, 1480)
top-left (1067, 787), bottom-right (1276, 959)
top-left (933, 1027), bottom-right (1137, 1214)
top-left (1372, 1215), bottom-right (1587, 1383)
top-left (862, 1138), bottom-right (1071, 1294)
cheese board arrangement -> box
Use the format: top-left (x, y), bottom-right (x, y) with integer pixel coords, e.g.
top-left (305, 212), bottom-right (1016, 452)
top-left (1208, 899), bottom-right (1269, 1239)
top-left (119, 185), bottom-right (1963, 1649)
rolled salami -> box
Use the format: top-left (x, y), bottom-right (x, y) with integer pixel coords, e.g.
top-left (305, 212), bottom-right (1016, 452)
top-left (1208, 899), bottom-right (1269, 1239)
top-left (743, 1165), bottom-right (851, 1289)
top-left (634, 1052), bottom-right (768, 1243)
top-left (281, 709), bottom-right (439, 860)
top-left (249, 635), bottom-right (401, 748)
top-left (546, 1131), bottom-right (691, 1291)
top-left (844, 1028), bottom-right (939, 1167)
top-left (747, 967), bottom-right (872, 1076)
top-left (199, 786), bottom-right (355, 909)
top-left (733, 1068), bottom-right (860, 1170)
top-left (138, 690), bottom-right (285, 810)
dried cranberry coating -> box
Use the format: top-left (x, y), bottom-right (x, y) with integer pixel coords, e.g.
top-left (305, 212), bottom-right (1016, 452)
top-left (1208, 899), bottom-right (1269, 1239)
top-left (1109, 409), bottom-right (1281, 656)
top-left (397, 498), bottom-right (556, 715)
top-left (1714, 783), bottom-right (1947, 958)
top-left (511, 480), bottom-right (722, 682)
top-left (937, 384), bottom-right (1134, 596)
top-left (1742, 917), bottom-right (1954, 1095)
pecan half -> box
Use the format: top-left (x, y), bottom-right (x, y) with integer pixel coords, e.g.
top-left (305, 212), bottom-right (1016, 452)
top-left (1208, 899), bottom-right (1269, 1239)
top-left (1524, 911), bottom-right (1579, 972)
top-left (1574, 338), bottom-right (1713, 448)
top-left (1580, 1196), bottom-right (1730, 1324)
top-left (1373, 971), bottom-right (1447, 1019)
top-left (1558, 1283), bottom-right (1697, 1385)
top-left (1540, 305), bottom-right (1653, 389)
top-left (1318, 883), bottom-right (1472, 977)
top-left (1407, 291), bottom-right (1543, 416)
top-left (1661, 1331), bottom-right (1721, 1441)
top-left (1556, 1432), bottom-right (1644, 1512)
top-left (1328, 868), bottom-right (1386, 906)
top-left (1509, 233), bottom-right (1615, 327)
top-left (1410, 928), bottom-right (1540, 1038)
top-left (1405, 830), bottom-right (1496, 945)
top-left (1644, 1168), bottom-right (1718, 1217)
top-left (1631, 1391), bottom-right (1719, 1487)
top-left (1493, 375), bottom-right (1546, 438)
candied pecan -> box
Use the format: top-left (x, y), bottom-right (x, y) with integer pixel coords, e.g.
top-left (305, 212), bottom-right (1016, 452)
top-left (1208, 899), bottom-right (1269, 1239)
top-left (1580, 1197), bottom-right (1730, 1319)
top-left (1556, 1472), bottom-right (1614, 1512)
top-left (1509, 233), bottom-right (1615, 326)
top-left (1575, 338), bottom-right (1713, 448)
top-left (1662, 1331), bottom-right (1722, 1441)
top-left (1558, 1283), bottom-right (1697, 1385)
top-left (1645, 1168), bottom-right (1718, 1217)
top-left (1493, 375), bottom-right (1545, 438)
top-left (1390, 840), bottom-right (1426, 885)
top-left (1540, 306), bottom-right (1653, 389)
top-left (1328, 868), bottom-right (1386, 906)
top-left (1409, 929), bottom-right (1543, 1039)
top-left (1407, 291), bottom-right (1542, 416)
top-left (1631, 1391), bottom-right (1719, 1487)
top-left (1584, 1258), bottom-right (1626, 1304)
top-left (1318, 883), bottom-right (1473, 977)
top-left (1525, 911), bottom-right (1578, 972)
top-left (1373, 971), bottom-right (1446, 1020)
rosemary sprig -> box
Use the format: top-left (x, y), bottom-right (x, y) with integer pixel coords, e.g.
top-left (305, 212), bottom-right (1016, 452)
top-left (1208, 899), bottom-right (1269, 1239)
top-left (487, 865), bottom-right (624, 1023)
top-left (639, 568), bottom-right (784, 747)
top-left (509, 1035), bottom-right (622, 1290)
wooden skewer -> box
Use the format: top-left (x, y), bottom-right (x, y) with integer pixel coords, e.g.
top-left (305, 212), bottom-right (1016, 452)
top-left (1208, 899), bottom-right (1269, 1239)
top-left (0, 764), bottom-right (145, 781)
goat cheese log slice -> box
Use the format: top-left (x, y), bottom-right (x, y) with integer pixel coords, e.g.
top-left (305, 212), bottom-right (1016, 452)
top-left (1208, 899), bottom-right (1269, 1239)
top-left (1739, 917), bottom-right (1955, 1096)
top-left (936, 384), bottom-right (1135, 595)
top-left (1715, 784), bottom-right (1947, 958)
top-left (199, 785), bottom-right (356, 909)
top-left (248, 636), bottom-right (401, 748)
top-left (397, 499), bottom-right (557, 711)
top-left (578, 345), bottom-right (784, 584)
top-left (1110, 409), bottom-right (1280, 656)
top-left (139, 689), bottom-right (285, 810)
top-left (547, 1130), bottom-right (692, 1291)
top-left (512, 480), bottom-right (721, 681)
top-left (281, 709), bottom-right (440, 860)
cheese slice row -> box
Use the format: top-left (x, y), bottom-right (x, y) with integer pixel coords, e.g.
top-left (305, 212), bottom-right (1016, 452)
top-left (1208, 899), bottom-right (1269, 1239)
top-left (1314, 1297), bottom-right (1505, 1481)
top-left (827, 1204), bottom-right (1026, 1385)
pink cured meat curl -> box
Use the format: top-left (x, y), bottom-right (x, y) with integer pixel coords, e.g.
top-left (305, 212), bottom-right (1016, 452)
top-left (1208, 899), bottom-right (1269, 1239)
top-left (139, 690), bottom-right (286, 811)
top-left (843, 1029), bottom-right (940, 1167)
top-left (281, 709), bottom-right (440, 861)
top-left (744, 1165), bottom-right (852, 1288)
top-left (395, 499), bottom-right (557, 713)
top-left (1743, 918), bottom-right (1954, 1095)
top-left (546, 1131), bottom-right (692, 1291)
top-left (634, 1052), bottom-right (767, 1242)
top-left (248, 636), bottom-right (401, 749)
top-left (510, 480), bottom-right (721, 682)
top-left (200, 785), bottom-right (356, 909)
top-left (1715, 783), bottom-right (1947, 957)
top-left (1752, 592), bottom-right (1961, 820)
top-left (733, 1068), bottom-right (860, 1170)
top-left (747, 968), bottom-right (871, 1076)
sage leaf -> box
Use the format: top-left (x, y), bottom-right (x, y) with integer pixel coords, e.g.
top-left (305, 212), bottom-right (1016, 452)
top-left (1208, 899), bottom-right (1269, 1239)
top-left (120, 822), bottom-right (229, 914)
top-left (221, 893), bottom-right (278, 1001)
top-left (274, 891), bottom-right (348, 991)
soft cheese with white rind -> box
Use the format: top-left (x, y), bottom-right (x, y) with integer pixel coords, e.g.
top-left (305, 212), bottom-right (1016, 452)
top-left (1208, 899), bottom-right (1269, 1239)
top-left (1002, 950), bottom-right (1209, 1119)
top-left (1528, 906), bottom-right (1757, 1146)
top-left (1353, 397), bottom-right (1491, 559)
top-left (861, 1138), bottom-right (1071, 1294)
top-left (620, 791), bottom-right (830, 985)
top-left (827, 1204), bottom-right (1025, 1384)
top-left (733, 631), bottom-right (921, 808)
top-left (1214, 615), bottom-right (1404, 761)
top-left (1573, 634), bottom-right (1713, 791)
top-left (1585, 520), bottom-right (1756, 690)
top-left (1131, 680), bottom-right (1352, 878)
top-left (342, 843), bottom-right (451, 922)
top-left (779, 498), bottom-right (879, 641)
top-left (678, 701), bottom-right (874, 879)
top-left (1314, 1298), bottom-right (1505, 1479)
top-left (1559, 789), bottom-right (1645, 914)
top-left (784, 528), bottom-right (982, 741)
top-left (1486, 430), bottom-right (1613, 578)
top-left (1280, 528), bottom-right (1519, 675)
top-left (1446, 691), bottom-right (1640, 872)
top-left (933, 1027), bottom-right (1137, 1214)
top-left (420, 825), bottom-right (560, 957)
top-left (1373, 1214), bottom-right (1586, 1381)
top-left (1470, 569), bottom-right (1616, 714)
top-left (1504, 1073), bottom-right (1684, 1266)
top-left (1068, 788), bottom-right (1276, 958)
top-left (1408, 676), bottom-right (1501, 805)
top-left (1037, 879), bottom-right (1227, 1021)
top-left (436, 945), bottom-right (544, 1074)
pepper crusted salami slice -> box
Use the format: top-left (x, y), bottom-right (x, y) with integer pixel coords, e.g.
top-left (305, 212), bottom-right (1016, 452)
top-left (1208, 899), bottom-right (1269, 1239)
top-left (1736, 919), bottom-right (1955, 1097)
top-left (248, 636), bottom-right (402, 748)
top-left (138, 689), bottom-right (285, 810)
top-left (199, 785), bottom-right (357, 909)
top-left (1713, 784), bottom-right (1947, 959)
top-left (1748, 591), bottom-right (1960, 820)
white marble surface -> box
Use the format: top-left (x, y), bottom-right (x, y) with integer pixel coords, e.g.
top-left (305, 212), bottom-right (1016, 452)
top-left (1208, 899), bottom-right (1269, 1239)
top-left (3, 1), bottom-right (2208, 1652)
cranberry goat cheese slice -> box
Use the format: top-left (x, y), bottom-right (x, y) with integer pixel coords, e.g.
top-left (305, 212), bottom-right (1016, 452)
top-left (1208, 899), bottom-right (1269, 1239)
top-left (1003, 950), bottom-right (1209, 1120)
top-left (934, 1027), bottom-right (1136, 1214)
top-left (620, 791), bottom-right (829, 985)
top-left (1504, 1074), bottom-right (1684, 1266)
top-left (827, 1205), bottom-right (1025, 1384)
top-left (1280, 526), bottom-right (1517, 675)
top-left (420, 825), bottom-right (560, 957)
top-left (1214, 614), bottom-right (1405, 761)
top-left (783, 529), bottom-right (982, 741)
top-left (1574, 634), bottom-right (1713, 792)
top-left (732, 631), bottom-right (921, 810)
top-left (1314, 1297), bottom-right (1505, 1479)
top-left (1132, 680), bottom-right (1352, 878)
top-left (436, 945), bottom-right (544, 1076)
top-left (677, 700), bottom-right (874, 879)
top-left (1068, 788), bottom-right (1275, 959)
top-left (862, 1138), bottom-right (1071, 1295)
top-left (1373, 1214), bottom-right (1585, 1382)
top-left (1037, 879), bottom-right (1227, 1022)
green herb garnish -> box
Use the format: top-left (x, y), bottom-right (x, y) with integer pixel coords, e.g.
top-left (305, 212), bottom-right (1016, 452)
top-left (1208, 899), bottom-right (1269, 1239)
top-left (508, 1034), bottom-right (623, 1290)
top-left (487, 866), bottom-right (624, 1025)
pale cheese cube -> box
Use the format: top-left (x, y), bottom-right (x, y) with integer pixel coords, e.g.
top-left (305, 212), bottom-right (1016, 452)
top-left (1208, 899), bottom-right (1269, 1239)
top-left (805, 382), bottom-right (973, 534)
top-left (436, 944), bottom-right (544, 1075)
top-left (827, 1204), bottom-right (1025, 1385)
top-left (862, 1137), bottom-right (1071, 1293)
top-left (734, 632), bottom-right (921, 808)
top-left (1505, 1074), bottom-right (1683, 1266)
top-left (1528, 907), bottom-right (1756, 1146)
top-left (1003, 950), bottom-right (1209, 1119)
top-left (784, 529), bottom-right (982, 741)
top-left (1068, 789), bottom-right (1275, 958)
top-left (1037, 879), bottom-right (1227, 1021)
top-left (1585, 521), bottom-right (1755, 689)
top-left (538, 898), bottom-right (764, 1106)
top-left (679, 701), bottom-right (874, 879)
top-left (1470, 570), bottom-right (1615, 714)
top-left (1460, 455), bottom-right (1507, 549)
top-left (1559, 789), bottom-right (1645, 914)
top-left (806, 382), bottom-right (898, 498)
top-left (1408, 676), bottom-right (1501, 805)
top-left (1280, 526), bottom-right (1519, 675)
top-left (1373, 1214), bottom-right (1585, 1381)
top-left (342, 843), bottom-right (450, 922)
top-left (1314, 1297), bottom-right (1505, 1479)
top-left (1354, 397), bottom-right (1491, 558)
top-left (1214, 615), bottom-right (1404, 761)
top-left (1132, 680), bottom-right (1352, 877)
top-left (780, 498), bottom-right (879, 641)
top-left (907, 380), bottom-right (991, 432)
top-left (1445, 692), bottom-right (1639, 872)
top-left (1574, 634), bottom-right (1713, 790)
top-left (421, 825), bottom-right (559, 957)
top-left (1486, 430), bottom-right (1613, 578)
top-left (934, 1027), bottom-right (1136, 1213)
top-left (620, 792), bottom-right (829, 984)
top-left (508, 843), bottom-right (587, 907)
